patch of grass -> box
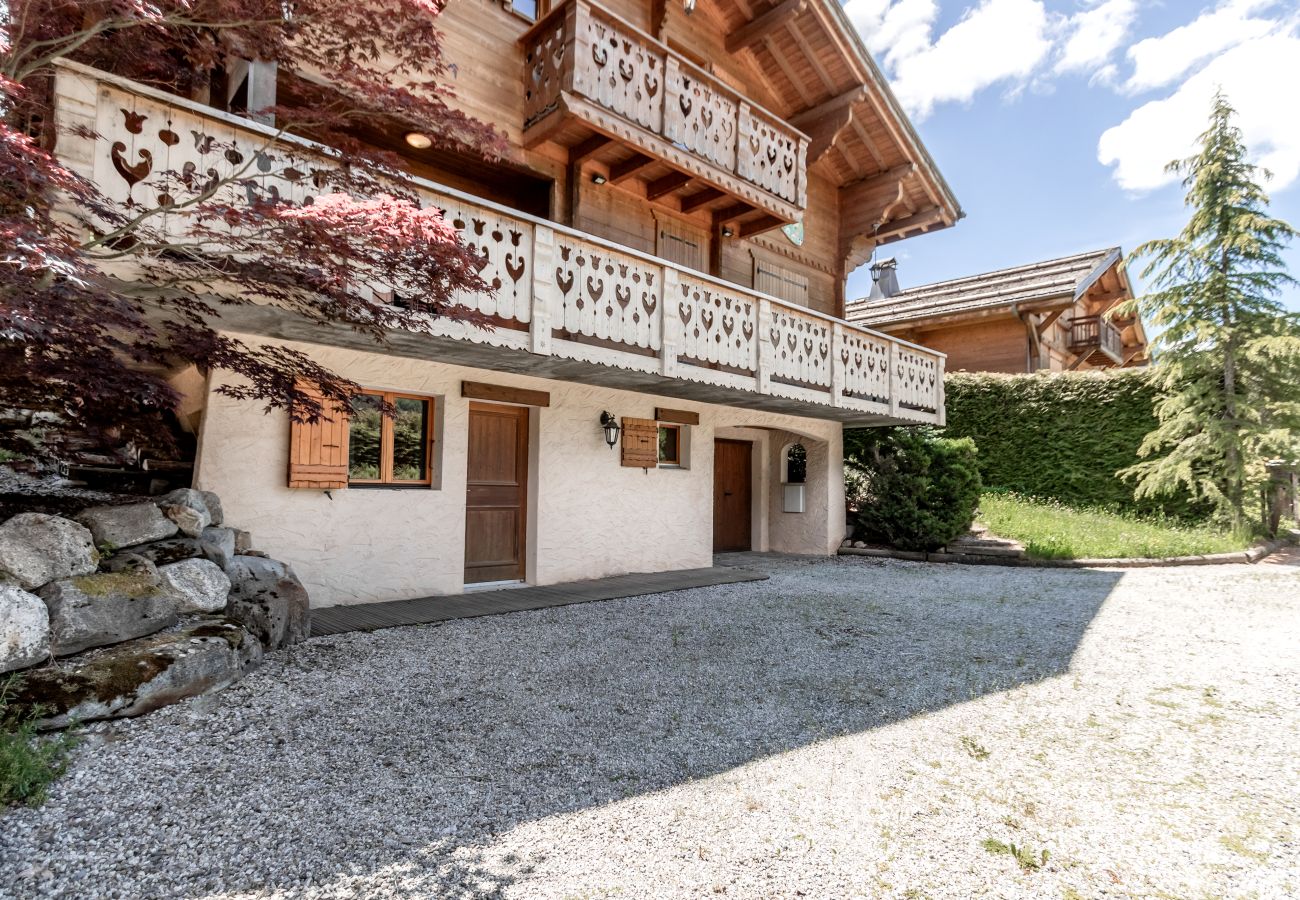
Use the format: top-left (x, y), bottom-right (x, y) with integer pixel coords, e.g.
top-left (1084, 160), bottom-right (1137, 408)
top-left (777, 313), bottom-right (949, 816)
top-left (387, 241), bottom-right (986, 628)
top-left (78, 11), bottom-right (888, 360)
top-left (978, 492), bottom-right (1244, 560)
top-left (1, 677), bottom-right (78, 808)
top-left (960, 735), bottom-right (991, 760)
top-left (982, 837), bottom-right (1050, 871)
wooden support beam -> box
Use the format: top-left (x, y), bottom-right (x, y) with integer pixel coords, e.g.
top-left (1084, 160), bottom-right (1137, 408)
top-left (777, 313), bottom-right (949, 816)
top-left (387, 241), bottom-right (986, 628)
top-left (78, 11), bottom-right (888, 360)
top-left (875, 206), bottom-right (944, 240)
top-left (841, 163), bottom-right (915, 208)
top-left (569, 134), bottom-right (612, 165)
top-left (609, 153), bottom-right (655, 184)
top-left (738, 214), bottom-right (782, 238)
top-left (790, 86), bottom-right (868, 164)
top-left (462, 381), bottom-right (551, 407)
top-left (726, 0), bottom-right (808, 53)
top-left (713, 201), bottom-right (752, 224)
top-left (680, 187), bottom-right (725, 213)
top-left (1035, 307), bottom-right (1066, 337)
top-left (789, 86), bottom-right (868, 130)
top-left (646, 171), bottom-right (692, 200)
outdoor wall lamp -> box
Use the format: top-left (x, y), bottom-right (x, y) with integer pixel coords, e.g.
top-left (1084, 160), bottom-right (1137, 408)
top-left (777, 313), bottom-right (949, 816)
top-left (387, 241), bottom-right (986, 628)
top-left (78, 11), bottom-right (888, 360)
top-left (592, 173), bottom-right (608, 185)
top-left (684, 0), bottom-right (696, 14)
top-left (721, 225), bottom-right (734, 238)
top-left (600, 411), bottom-right (621, 448)
top-left (403, 131), bottom-right (433, 149)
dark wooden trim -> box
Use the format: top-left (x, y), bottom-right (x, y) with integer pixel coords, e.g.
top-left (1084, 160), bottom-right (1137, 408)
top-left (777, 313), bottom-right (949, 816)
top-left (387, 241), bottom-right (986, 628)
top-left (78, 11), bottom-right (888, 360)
top-left (655, 407), bottom-right (699, 425)
top-left (461, 381), bottom-right (551, 407)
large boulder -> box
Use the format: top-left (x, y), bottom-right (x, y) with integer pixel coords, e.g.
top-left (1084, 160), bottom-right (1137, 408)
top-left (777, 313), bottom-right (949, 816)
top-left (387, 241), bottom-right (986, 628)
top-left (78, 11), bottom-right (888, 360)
top-left (38, 571), bottom-right (178, 656)
top-left (158, 558), bottom-right (231, 614)
top-left (75, 503), bottom-right (178, 550)
top-left (225, 556), bottom-right (310, 650)
top-left (1, 585), bottom-right (50, 673)
top-left (9, 619), bottom-right (262, 729)
top-left (0, 513), bottom-right (98, 590)
top-left (198, 490), bottom-right (224, 526)
top-left (125, 538), bottom-right (207, 568)
top-left (198, 526), bottom-right (237, 569)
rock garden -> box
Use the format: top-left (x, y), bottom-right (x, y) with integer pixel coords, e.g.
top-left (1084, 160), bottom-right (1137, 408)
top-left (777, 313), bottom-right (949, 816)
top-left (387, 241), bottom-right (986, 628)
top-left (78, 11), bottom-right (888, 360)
top-left (0, 488), bottom-right (310, 728)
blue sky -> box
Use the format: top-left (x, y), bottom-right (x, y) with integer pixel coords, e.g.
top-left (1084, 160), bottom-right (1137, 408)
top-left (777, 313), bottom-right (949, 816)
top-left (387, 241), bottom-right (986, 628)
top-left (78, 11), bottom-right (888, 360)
top-left (841, 0), bottom-right (1300, 312)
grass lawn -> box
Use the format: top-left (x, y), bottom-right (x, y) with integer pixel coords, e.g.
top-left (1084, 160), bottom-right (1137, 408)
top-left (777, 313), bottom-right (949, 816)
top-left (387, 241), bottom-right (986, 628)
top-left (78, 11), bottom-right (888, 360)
top-left (978, 492), bottom-right (1247, 559)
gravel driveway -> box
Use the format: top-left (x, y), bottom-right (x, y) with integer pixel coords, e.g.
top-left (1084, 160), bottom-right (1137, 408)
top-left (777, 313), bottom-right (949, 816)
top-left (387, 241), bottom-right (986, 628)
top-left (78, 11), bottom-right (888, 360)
top-left (2, 554), bottom-right (1297, 899)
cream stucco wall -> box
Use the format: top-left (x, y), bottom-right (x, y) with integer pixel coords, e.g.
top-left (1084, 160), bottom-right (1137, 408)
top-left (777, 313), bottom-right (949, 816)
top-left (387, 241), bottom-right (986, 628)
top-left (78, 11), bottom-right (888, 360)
top-left (195, 336), bottom-right (845, 607)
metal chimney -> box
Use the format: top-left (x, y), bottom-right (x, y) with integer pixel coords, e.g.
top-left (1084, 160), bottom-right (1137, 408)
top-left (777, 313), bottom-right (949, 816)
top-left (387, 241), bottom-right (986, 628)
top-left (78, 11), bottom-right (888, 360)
top-left (869, 257), bottom-right (900, 299)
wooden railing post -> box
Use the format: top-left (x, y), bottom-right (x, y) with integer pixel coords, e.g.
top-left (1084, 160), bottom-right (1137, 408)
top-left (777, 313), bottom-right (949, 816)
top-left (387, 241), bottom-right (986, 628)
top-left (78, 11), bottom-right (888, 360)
top-left (529, 223), bottom-right (556, 356)
top-left (888, 340), bottom-right (900, 418)
top-left (936, 356), bottom-right (946, 426)
top-left (660, 266), bottom-right (680, 377)
top-left (756, 297), bottom-right (773, 394)
top-left (829, 322), bottom-right (845, 407)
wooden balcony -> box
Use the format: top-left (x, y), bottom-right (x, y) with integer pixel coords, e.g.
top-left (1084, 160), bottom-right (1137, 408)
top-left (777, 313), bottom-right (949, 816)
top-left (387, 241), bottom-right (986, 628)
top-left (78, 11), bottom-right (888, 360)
top-left (1068, 315), bottom-right (1124, 366)
top-left (52, 62), bottom-right (940, 426)
top-left (521, 0), bottom-right (808, 231)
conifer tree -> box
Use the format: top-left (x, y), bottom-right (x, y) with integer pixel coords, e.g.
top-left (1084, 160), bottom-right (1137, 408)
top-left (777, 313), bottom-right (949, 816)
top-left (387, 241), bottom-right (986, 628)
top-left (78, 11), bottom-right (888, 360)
top-left (1117, 92), bottom-right (1300, 530)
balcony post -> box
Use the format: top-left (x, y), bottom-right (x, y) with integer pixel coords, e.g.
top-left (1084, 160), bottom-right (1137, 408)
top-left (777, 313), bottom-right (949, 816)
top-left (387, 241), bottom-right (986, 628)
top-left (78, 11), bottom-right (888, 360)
top-left (660, 266), bottom-right (680, 377)
top-left (829, 322), bottom-right (845, 407)
top-left (529, 224), bottom-right (556, 356)
top-left (936, 358), bottom-right (946, 426)
top-left (756, 297), bottom-right (773, 394)
top-left (888, 340), bottom-right (900, 417)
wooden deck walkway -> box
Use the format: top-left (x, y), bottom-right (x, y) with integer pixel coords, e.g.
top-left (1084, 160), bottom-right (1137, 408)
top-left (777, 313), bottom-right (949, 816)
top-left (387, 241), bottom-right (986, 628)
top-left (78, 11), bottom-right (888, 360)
top-left (309, 565), bottom-right (768, 637)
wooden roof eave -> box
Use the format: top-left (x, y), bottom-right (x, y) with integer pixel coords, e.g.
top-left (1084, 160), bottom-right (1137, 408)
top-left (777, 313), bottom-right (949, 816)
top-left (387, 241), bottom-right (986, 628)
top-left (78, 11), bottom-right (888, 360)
top-left (857, 294), bottom-right (1075, 332)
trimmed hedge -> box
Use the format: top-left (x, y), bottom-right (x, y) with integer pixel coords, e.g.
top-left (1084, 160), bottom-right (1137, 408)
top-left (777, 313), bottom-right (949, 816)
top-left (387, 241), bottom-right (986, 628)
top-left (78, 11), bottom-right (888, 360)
top-left (941, 370), bottom-right (1206, 520)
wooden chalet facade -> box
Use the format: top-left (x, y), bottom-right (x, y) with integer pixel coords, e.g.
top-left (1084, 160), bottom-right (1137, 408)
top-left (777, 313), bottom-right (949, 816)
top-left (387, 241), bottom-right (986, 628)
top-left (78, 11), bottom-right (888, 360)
top-left (846, 249), bottom-right (1150, 374)
top-left (50, 0), bottom-right (963, 606)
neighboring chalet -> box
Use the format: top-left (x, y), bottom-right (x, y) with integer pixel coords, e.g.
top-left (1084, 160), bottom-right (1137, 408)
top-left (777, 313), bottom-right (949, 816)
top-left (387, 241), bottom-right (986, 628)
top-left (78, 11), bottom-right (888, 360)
top-left (846, 249), bottom-right (1149, 374)
top-left (50, 0), bottom-right (963, 605)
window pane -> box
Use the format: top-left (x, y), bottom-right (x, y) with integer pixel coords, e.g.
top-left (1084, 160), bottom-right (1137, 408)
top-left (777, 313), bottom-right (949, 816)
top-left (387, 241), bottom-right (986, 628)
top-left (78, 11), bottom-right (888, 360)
top-left (513, 0), bottom-right (538, 19)
top-left (658, 425), bottom-right (679, 464)
top-left (349, 394), bottom-right (383, 481)
top-left (392, 397), bottom-right (430, 481)
top-left (787, 443), bottom-right (807, 484)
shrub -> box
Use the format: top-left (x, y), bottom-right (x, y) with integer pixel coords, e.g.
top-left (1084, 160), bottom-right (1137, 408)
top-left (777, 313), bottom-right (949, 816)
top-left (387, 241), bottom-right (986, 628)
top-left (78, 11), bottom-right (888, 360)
top-left (1, 677), bottom-right (77, 808)
top-left (847, 428), bottom-right (983, 551)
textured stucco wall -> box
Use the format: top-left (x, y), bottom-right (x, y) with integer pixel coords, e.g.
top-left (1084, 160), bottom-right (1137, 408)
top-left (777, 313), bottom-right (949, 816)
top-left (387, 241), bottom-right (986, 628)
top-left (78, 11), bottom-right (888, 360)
top-left (195, 337), bottom-right (844, 606)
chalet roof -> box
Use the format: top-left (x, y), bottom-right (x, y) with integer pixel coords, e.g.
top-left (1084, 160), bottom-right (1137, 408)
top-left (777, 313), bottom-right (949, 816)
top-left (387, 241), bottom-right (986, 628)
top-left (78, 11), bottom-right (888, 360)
top-left (845, 248), bottom-right (1125, 327)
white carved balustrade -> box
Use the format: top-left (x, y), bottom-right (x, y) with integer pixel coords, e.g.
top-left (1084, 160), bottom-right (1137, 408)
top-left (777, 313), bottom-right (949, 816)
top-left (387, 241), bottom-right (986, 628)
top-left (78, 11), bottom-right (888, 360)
top-left (521, 0), bottom-right (807, 216)
top-left (55, 62), bottom-right (943, 423)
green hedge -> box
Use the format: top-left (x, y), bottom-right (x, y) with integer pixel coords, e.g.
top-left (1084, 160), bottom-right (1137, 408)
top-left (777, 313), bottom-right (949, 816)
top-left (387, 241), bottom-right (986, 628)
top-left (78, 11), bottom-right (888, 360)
top-left (940, 370), bottom-right (1206, 520)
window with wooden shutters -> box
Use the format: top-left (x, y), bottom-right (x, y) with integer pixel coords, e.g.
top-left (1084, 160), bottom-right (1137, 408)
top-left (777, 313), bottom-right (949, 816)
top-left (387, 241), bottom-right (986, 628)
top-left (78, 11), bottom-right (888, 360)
top-left (656, 216), bottom-right (707, 272)
top-left (621, 417), bottom-right (659, 468)
top-left (754, 258), bottom-right (811, 307)
top-left (287, 386), bottom-right (350, 489)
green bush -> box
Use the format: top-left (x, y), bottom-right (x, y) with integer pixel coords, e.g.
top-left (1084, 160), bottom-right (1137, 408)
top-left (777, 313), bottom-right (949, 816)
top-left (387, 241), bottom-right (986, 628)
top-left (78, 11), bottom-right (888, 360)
top-left (942, 370), bottom-right (1209, 520)
top-left (847, 428), bottom-right (983, 551)
top-left (1, 677), bottom-right (77, 808)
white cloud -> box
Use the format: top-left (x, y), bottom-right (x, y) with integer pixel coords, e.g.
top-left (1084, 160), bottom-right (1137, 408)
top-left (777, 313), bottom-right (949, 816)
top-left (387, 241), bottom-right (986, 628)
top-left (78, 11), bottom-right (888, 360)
top-left (1055, 0), bottom-right (1139, 77)
top-left (1123, 0), bottom-right (1281, 93)
top-left (843, 0), bottom-right (939, 70)
top-left (1098, 31), bottom-right (1300, 191)
top-left (885, 0), bottom-right (1054, 120)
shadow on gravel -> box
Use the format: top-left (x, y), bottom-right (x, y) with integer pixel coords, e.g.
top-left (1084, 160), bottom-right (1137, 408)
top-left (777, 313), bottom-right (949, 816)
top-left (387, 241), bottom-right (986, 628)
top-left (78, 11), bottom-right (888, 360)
top-left (0, 555), bottom-right (1124, 898)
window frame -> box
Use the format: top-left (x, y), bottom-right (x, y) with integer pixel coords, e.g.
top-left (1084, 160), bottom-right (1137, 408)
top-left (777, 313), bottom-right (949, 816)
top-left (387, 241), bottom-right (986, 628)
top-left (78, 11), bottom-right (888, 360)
top-left (657, 423), bottom-right (682, 467)
top-left (347, 390), bottom-right (436, 488)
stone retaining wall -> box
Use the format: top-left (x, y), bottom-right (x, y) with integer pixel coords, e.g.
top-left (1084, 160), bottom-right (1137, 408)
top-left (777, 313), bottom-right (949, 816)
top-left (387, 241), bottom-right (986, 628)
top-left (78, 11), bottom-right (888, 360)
top-left (1, 488), bottom-right (309, 727)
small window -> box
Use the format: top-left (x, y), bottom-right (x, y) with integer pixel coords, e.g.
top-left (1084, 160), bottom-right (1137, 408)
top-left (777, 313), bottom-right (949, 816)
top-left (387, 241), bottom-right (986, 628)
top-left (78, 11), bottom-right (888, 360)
top-left (658, 424), bottom-right (681, 466)
top-left (785, 443), bottom-right (807, 484)
top-left (507, 0), bottom-right (538, 20)
top-left (348, 391), bottom-right (434, 486)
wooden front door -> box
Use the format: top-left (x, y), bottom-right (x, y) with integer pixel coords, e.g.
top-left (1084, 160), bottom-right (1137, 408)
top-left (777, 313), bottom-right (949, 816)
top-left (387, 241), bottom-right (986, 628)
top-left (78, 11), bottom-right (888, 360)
top-left (465, 402), bottom-right (529, 584)
top-left (713, 439), bottom-right (753, 552)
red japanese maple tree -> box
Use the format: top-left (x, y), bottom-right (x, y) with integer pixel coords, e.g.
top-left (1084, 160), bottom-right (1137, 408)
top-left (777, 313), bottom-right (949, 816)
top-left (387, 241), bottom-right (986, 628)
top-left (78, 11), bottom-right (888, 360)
top-left (1, 0), bottom-right (504, 458)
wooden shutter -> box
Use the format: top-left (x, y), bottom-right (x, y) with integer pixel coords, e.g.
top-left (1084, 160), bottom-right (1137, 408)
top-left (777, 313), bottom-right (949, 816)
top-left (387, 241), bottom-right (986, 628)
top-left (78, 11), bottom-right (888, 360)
top-left (621, 417), bottom-right (658, 468)
top-left (656, 216), bottom-right (707, 272)
top-left (754, 258), bottom-right (810, 307)
top-left (287, 386), bottom-right (350, 489)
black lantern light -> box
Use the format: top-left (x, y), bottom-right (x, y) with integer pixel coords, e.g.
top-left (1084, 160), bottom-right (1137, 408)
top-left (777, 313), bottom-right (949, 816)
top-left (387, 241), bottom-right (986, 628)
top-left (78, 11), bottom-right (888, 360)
top-left (600, 411), bottom-right (621, 449)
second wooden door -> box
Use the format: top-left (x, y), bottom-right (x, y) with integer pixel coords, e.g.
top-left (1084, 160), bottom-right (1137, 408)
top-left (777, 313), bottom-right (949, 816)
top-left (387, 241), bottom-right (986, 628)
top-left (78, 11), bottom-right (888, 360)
top-left (713, 439), bottom-right (753, 552)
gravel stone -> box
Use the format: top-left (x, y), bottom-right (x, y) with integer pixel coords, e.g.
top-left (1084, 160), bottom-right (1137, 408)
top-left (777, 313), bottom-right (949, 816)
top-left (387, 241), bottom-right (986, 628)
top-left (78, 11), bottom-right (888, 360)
top-left (0, 555), bottom-right (1295, 899)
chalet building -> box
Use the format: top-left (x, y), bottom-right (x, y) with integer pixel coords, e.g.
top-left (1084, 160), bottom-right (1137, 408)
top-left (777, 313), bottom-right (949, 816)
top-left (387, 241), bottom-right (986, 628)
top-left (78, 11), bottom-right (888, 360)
top-left (846, 249), bottom-right (1150, 374)
top-left (50, 0), bottom-right (963, 606)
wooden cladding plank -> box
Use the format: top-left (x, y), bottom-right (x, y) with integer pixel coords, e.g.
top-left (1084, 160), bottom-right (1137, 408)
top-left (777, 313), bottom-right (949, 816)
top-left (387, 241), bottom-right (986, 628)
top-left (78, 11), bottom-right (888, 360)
top-left (461, 381), bottom-right (552, 407)
top-left (621, 416), bottom-right (658, 468)
top-left (288, 385), bottom-right (350, 489)
top-left (655, 407), bottom-right (699, 425)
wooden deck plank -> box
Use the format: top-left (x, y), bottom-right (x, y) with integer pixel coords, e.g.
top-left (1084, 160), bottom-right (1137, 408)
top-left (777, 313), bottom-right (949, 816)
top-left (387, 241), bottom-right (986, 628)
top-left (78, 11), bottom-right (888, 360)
top-left (309, 566), bottom-right (768, 636)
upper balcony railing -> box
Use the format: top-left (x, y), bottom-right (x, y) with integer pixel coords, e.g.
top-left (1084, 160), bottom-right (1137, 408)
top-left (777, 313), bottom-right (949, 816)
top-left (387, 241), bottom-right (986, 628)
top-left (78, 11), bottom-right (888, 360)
top-left (1069, 315), bottom-right (1123, 364)
top-left (521, 0), bottom-right (808, 223)
top-left (52, 62), bottom-right (941, 425)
